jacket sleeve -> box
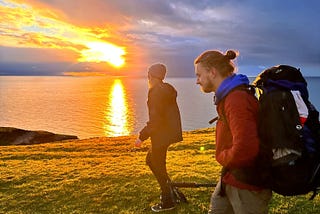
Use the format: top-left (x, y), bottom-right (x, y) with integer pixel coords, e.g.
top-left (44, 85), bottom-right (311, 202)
top-left (216, 91), bottom-right (260, 168)
top-left (139, 88), bottom-right (166, 141)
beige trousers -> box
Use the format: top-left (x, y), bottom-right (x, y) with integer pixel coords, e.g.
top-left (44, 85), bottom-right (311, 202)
top-left (208, 181), bottom-right (272, 214)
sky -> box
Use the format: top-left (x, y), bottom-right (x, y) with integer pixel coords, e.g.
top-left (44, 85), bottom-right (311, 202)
top-left (0, 0), bottom-right (319, 77)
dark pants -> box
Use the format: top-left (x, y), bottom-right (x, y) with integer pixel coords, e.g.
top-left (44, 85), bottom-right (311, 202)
top-left (146, 143), bottom-right (174, 205)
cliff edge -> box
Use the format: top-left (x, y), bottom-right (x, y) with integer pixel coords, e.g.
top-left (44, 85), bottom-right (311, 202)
top-left (0, 127), bottom-right (78, 146)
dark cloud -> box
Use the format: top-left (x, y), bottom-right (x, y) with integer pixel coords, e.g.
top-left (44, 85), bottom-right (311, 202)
top-left (129, 0), bottom-right (320, 76)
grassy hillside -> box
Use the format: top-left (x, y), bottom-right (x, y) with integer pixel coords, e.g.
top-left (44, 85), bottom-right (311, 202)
top-left (1, 128), bottom-right (320, 213)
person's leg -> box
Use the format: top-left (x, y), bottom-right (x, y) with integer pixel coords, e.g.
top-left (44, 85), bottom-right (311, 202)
top-left (225, 185), bottom-right (272, 214)
top-left (208, 180), bottom-right (234, 214)
top-left (146, 145), bottom-right (175, 208)
top-left (147, 148), bottom-right (187, 204)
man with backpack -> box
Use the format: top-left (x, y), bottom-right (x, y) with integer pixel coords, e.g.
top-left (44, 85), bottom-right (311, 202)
top-left (194, 49), bottom-right (272, 214)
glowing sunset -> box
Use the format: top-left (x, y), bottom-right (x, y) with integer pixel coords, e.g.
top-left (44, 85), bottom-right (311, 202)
top-left (1, 0), bottom-right (319, 76)
top-left (0, 0), bottom-right (129, 72)
top-left (79, 42), bottom-right (126, 67)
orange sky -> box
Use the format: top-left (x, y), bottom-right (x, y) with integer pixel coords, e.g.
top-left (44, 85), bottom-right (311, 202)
top-left (0, 0), bottom-right (146, 75)
top-left (0, 0), bottom-right (319, 76)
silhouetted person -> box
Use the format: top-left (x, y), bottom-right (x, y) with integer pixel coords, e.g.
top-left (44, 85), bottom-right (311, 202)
top-left (135, 63), bottom-right (183, 212)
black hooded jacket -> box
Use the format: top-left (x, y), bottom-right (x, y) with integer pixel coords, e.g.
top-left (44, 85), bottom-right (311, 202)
top-left (139, 82), bottom-right (183, 147)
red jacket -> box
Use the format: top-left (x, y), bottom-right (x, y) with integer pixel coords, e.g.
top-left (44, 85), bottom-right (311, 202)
top-left (216, 89), bottom-right (262, 190)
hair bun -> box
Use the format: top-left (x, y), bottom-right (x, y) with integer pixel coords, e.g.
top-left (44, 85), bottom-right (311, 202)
top-left (225, 50), bottom-right (237, 60)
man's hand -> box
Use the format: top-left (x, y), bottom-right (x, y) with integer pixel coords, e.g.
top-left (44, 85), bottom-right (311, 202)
top-left (135, 138), bottom-right (143, 147)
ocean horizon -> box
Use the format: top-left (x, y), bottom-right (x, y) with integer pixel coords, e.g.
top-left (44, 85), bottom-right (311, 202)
top-left (1, 76), bottom-right (319, 139)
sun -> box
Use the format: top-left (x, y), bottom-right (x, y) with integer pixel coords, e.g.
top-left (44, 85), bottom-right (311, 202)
top-left (79, 42), bottom-right (126, 68)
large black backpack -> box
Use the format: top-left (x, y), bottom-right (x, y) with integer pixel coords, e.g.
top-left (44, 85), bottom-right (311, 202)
top-left (253, 65), bottom-right (320, 199)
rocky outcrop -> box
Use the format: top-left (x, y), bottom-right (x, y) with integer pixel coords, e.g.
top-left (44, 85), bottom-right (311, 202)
top-left (0, 127), bottom-right (78, 146)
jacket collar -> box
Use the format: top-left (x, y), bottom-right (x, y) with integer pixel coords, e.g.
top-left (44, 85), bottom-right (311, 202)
top-left (214, 74), bottom-right (249, 105)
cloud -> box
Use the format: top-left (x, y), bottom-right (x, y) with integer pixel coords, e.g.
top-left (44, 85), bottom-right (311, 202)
top-left (90, 0), bottom-right (319, 75)
top-left (0, 0), bottom-right (319, 76)
top-left (0, 46), bottom-right (77, 62)
top-left (0, 0), bottom-right (134, 70)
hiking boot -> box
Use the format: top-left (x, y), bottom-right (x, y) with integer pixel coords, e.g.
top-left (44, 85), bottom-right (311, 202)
top-left (151, 202), bottom-right (176, 212)
top-left (167, 180), bottom-right (188, 204)
top-left (172, 187), bottom-right (188, 203)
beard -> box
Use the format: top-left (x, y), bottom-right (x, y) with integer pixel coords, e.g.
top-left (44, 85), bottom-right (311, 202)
top-left (200, 81), bottom-right (214, 93)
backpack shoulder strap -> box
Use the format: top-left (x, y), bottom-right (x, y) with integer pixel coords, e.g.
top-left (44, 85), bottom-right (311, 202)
top-left (208, 85), bottom-right (257, 125)
top-left (219, 84), bottom-right (257, 124)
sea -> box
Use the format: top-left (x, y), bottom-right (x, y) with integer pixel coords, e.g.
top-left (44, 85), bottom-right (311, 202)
top-left (1, 76), bottom-right (320, 139)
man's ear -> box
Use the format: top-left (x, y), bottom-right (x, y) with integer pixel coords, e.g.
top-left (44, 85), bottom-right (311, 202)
top-left (209, 67), bottom-right (217, 78)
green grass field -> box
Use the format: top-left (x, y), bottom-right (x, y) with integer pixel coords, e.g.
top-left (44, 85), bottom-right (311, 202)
top-left (1, 128), bottom-right (320, 213)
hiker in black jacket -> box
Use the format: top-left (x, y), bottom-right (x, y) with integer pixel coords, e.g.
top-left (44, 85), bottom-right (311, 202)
top-left (135, 63), bottom-right (183, 212)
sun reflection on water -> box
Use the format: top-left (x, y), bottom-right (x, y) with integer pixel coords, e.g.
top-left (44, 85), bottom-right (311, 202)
top-left (104, 79), bottom-right (130, 136)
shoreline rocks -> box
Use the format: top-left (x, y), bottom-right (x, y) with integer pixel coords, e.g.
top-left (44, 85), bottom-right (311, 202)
top-left (0, 127), bottom-right (78, 146)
